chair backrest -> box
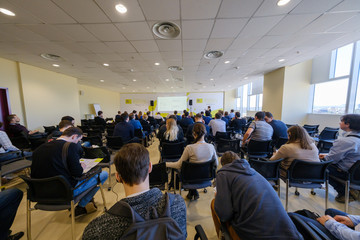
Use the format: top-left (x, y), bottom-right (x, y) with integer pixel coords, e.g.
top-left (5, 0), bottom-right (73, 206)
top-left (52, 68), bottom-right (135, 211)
top-left (43, 126), bottom-right (56, 134)
top-left (161, 141), bottom-right (185, 159)
top-left (318, 128), bottom-right (338, 140)
top-left (149, 162), bottom-right (168, 187)
top-left (288, 214), bottom-right (324, 240)
top-left (86, 129), bottom-right (102, 137)
top-left (134, 128), bottom-right (144, 138)
top-left (303, 124), bottom-right (319, 134)
top-left (349, 160), bottom-right (360, 185)
top-left (20, 175), bottom-right (73, 204)
top-left (288, 159), bottom-right (333, 183)
top-left (10, 135), bottom-right (31, 149)
top-left (215, 132), bottom-right (230, 141)
top-left (82, 146), bottom-right (110, 163)
top-left (180, 160), bottom-right (216, 184)
top-left (247, 140), bottom-right (272, 155)
top-left (83, 135), bottom-right (103, 146)
top-left (249, 158), bottom-right (282, 181)
top-left (106, 136), bottom-right (124, 150)
top-left (216, 139), bottom-right (241, 154)
top-left (275, 137), bottom-right (288, 149)
top-left (316, 140), bottom-right (334, 154)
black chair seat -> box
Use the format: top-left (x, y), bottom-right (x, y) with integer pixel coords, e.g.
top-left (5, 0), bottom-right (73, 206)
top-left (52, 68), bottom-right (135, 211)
top-left (1, 159), bottom-right (31, 176)
top-left (182, 181), bottom-right (212, 190)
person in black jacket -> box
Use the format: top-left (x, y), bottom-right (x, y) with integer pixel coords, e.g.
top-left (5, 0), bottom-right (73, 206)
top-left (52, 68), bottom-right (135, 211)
top-left (114, 114), bottom-right (139, 143)
top-left (31, 127), bottom-right (108, 217)
top-left (94, 111), bottom-right (106, 127)
top-left (230, 112), bottom-right (246, 133)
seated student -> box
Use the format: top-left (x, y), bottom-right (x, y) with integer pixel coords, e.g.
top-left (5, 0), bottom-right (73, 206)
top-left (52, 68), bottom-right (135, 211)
top-left (154, 112), bottom-right (164, 122)
top-left (319, 114), bottom-right (360, 203)
top-left (208, 112), bottom-right (226, 137)
top-left (31, 127), bottom-right (108, 217)
top-left (146, 111), bottom-right (156, 127)
top-left (242, 111), bottom-right (273, 146)
top-left (221, 111), bottom-right (230, 126)
top-left (213, 152), bottom-right (301, 240)
top-left (228, 109), bottom-right (235, 119)
top-left (7, 114), bottom-right (39, 138)
top-left (230, 112), bottom-right (246, 134)
top-left (115, 111), bottom-right (121, 120)
top-left (82, 143), bottom-right (187, 239)
top-left (128, 113), bottom-right (142, 130)
top-left (0, 188), bottom-right (24, 240)
top-left (0, 122), bottom-right (32, 162)
top-left (186, 113), bottom-right (210, 142)
top-left (47, 120), bottom-right (73, 141)
top-left (289, 208), bottom-right (360, 240)
top-left (203, 110), bottom-right (212, 125)
top-left (174, 110), bottom-right (182, 122)
top-left (61, 116), bottom-right (75, 125)
top-left (166, 124), bottom-right (218, 200)
top-left (94, 111), bottom-right (106, 127)
top-left (264, 111), bottom-right (288, 144)
top-left (270, 125), bottom-right (319, 178)
top-left (159, 118), bottom-right (184, 144)
top-left (179, 111), bottom-right (194, 129)
top-left (113, 113), bottom-right (139, 143)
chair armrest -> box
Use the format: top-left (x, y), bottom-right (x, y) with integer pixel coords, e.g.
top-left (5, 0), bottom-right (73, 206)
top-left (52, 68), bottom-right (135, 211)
top-left (220, 222), bottom-right (232, 240)
top-left (194, 224), bottom-right (208, 240)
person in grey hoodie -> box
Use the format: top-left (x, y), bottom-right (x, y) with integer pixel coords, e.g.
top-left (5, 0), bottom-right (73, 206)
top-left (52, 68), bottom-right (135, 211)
top-left (214, 152), bottom-right (302, 240)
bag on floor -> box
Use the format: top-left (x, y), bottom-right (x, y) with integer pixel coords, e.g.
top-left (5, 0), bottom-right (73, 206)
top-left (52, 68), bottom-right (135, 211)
top-left (107, 193), bottom-right (185, 240)
top-left (294, 209), bottom-right (320, 220)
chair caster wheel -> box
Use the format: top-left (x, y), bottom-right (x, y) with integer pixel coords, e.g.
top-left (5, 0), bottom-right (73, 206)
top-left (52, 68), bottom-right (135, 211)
top-left (108, 187), bottom-right (111, 191)
top-left (295, 191), bottom-right (300, 196)
top-left (204, 189), bottom-right (207, 193)
top-left (311, 191), bottom-right (316, 195)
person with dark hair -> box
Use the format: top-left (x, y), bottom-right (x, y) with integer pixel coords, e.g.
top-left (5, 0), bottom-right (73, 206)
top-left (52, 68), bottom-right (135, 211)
top-left (82, 143), bottom-right (187, 239)
top-left (221, 112), bottom-right (230, 126)
top-left (0, 188), bottom-right (24, 240)
top-left (47, 120), bottom-right (74, 141)
top-left (270, 125), bottom-right (319, 178)
top-left (242, 111), bottom-right (273, 146)
top-left (128, 113), bottom-right (142, 130)
top-left (230, 112), bottom-right (246, 134)
top-left (115, 111), bottom-right (121, 120)
top-left (207, 106), bottom-right (212, 118)
top-left (174, 110), bottom-right (182, 122)
top-left (113, 113), bottom-right (139, 143)
top-left (264, 112), bottom-right (288, 143)
top-left (208, 112), bottom-right (226, 136)
top-left (220, 151), bottom-right (240, 166)
top-left (179, 111), bottom-right (194, 130)
top-left (61, 116), bottom-right (75, 125)
top-left (167, 123), bottom-right (218, 200)
top-left (212, 154), bottom-right (301, 240)
top-left (7, 114), bottom-right (39, 138)
top-left (146, 111), bottom-right (156, 127)
top-left (319, 114), bottom-right (360, 203)
top-left (94, 111), bottom-right (106, 127)
top-left (203, 110), bottom-right (212, 125)
top-left (31, 127), bottom-right (108, 217)
top-left (228, 109), bottom-right (235, 119)
top-left (185, 113), bottom-right (210, 142)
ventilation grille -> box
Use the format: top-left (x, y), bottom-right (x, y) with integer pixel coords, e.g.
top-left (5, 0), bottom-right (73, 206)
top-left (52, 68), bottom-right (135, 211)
top-left (152, 21), bottom-right (180, 39)
top-left (40, 53), bottom-right (63, 61)
top-left (204, 51), bottom-right (223, 59)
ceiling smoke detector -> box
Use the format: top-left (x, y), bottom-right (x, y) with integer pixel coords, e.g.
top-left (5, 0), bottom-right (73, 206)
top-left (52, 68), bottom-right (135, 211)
top-left (168, 66), bottom-right (183, 71)
top-left (40, 53), bottom-right (63, 61)
top-left (204, 51), bottom-right (223, 59)
top-left (152, 21), bottom-right (180, 39)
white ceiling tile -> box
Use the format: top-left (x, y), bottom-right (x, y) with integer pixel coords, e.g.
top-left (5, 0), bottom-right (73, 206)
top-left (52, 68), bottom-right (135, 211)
top-left (0, 25), bottom-right (48, 42)
top-left (156, 40), bottom-right (181, 52)
top-left (183, 59), bottom-right (200, 67)
top-left (0, 1), bottom-right (42, 24)
top-left (183, 51), bottom-right (204, 60)
top-left (20, 24), bottom-right (74, 42)
top-left (131, 40), bottom-right (159, 52)
top-left (251, 35), bottom-right (286, 49)
top-left (182, 20), bottom-right (214, 39)
top-left (224, 49), bottom-right (247, 58)
top-left (105, 42), bottom-right (137, 53)
top-left (329, 0), bottom-right (360, 13)
top-left (182, 40), bottom-right (207, 51)
top-left (161, 52), bottom-right (182, 60)
top-left (267, 14), bottom-right (321, 35)
top-left (210, 19), bottom-right (247, 38)
top-left (229, 36), bottom-right (263, 50)
top-left (83, 24), bottom-right (126, 41)
top-left (138, 0), bottom-right (180, 20)
top-left (56, 25), bottom-right (99, 41)
top-left (140, 52), bottom-right (162, 61)
top-left (115, 22), bottom-right (154, 40)
top-left (79, 42), bottom-right (114, 53)
top-left (181, 0), bottom-right (221, 20)
top-left (240, 16), bottom-right (284, 36)
top-left (95, 0), bottom-right (145, 22)
top-left (254, 0), bottom-right (302, 17)
top-left (291, 0), bottom-right (343, 14)
top-left (327, 14), bottom-right (360, 33)
top-left (118, 53), bottom-right (144, 61)
top-left (57, 42), bottom-right (93, 54)
top-left (218, 0), bottom-right (262, 18)
top-left (96, 53), bottom-right (124, 61)
top-left (205, 38), bottom-right (233, 51)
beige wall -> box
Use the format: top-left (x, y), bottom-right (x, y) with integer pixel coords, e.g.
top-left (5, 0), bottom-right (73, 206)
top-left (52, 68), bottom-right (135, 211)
top-left (263, 67), bottom-right (285, 119)
top-left (78, 84), bottom-right (121, 119)
top-left (19, 63), bottom-right (81, 130)
top-left (0, 58), bottom-right (25, 124)
top-left (224, 89), bottom-right (236, 111)
top-left (281, 60), bottom-right (312, 125)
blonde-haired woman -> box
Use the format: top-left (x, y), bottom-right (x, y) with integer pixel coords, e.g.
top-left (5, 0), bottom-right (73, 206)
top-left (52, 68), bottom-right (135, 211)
top-left (161, 118), bottom-right (184, 143)
top-left (270, 125), bottom-right (319, 178)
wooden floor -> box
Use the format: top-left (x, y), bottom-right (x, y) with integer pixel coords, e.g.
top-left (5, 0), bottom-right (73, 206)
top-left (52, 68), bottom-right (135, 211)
top-left (6, 138), bottom-right (360, 240)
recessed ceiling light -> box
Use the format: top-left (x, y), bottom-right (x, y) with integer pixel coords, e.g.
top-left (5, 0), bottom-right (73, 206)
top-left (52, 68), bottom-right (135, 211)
top-left (146, 86), bottom-right (150, 89)
top-left (115, 4), bottom-right (127, 14)
top-left (165, 79), bottom-right (169, 81)
top-left (130, 69), bottom-right (134, 72)
top-left (154, 62), bottom-right (160, 66)
top-left (278, 58), bottom-right (285, 62)
top-left (170, 86), bottom-right (174, 89)
top-left (0, 8), bottom-right (15, 16)
top-left (133, 79), bottom-right (136, 82)
top-left (103, 63), bottom-right (109, 67)
top-left (203, 86), bottom-right (206, 88)
top-left (132, 90), bottom-right (135, 92)
top-left (277, 0), bottom-right (291, 6)
top-left (228, 85), bottom-right (231, 87)
top-left (100, 80), bottom-right (105, 82)
top-left (244, 77), bottom-right (248, 79)
top-left (210, 78), bottom-right (214, 81)
top-left (52, 64), bottom-right (60, 67)
top-left (224, 61), bottom-right (230, 64)
top-left (122, 87), bottom-right (126, 89)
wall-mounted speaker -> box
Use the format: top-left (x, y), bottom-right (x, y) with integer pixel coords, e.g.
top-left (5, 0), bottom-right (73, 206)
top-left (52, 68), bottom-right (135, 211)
top-left (79, 90), bottom-right (84, 96)
top-left (150, 100), bottom-right (154, 106)
top-left (189, 99), bottom-right (193, 106)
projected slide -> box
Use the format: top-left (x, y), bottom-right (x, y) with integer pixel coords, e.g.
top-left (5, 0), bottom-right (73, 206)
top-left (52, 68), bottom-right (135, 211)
top-left (157, 96), bottom-right (187, 111)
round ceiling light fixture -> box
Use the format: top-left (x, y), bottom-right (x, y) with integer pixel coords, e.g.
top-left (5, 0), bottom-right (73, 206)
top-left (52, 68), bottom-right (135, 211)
top-left (168, 66), bottom-right (183, 72)
top-left (277, 0), bottom-right (291, 6)
top-left (115, 4), bottom-right (127, 14)
top-left (0, 8), bottom-right (15, 16)
top-left (40, 53), bottom-right (63, 61)
top-left (204, 50), bottom-right (223, 59)
top-left (152, 21), bottom-right (181, 39)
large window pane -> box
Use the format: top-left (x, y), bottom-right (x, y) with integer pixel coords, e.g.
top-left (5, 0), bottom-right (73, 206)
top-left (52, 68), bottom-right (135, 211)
top-left (236, 98), bottom-right (241, 110)
top-left (354, 70), bottom-right (360, 114)
top-left (334, 43), bottom-right (354, 78)
top-left (258, 94), bottom-right (263, 110)
top-left (313, 79), bottom-right (349, 114)
top-left (249, 95), bottom-right (256, 111)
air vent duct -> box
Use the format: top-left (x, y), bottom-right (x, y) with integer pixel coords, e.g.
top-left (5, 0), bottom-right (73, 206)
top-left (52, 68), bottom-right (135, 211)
top-left (168, 66), bottom-right (183, 71)
top-left (204, 51), bottom-right (223, 59)
top-left (40, 53), bottom-right (63, 61)
top-left (152, 21), bottom-right (180, 39)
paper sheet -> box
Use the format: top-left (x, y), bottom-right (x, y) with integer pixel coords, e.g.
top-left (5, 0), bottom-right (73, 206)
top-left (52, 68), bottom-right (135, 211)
top-left (79, 158), bottom-right (103, 173)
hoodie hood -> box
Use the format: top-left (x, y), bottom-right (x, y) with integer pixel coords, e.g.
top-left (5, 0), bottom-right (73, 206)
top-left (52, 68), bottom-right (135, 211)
top-left (217, 159), bottom-right (255, 176)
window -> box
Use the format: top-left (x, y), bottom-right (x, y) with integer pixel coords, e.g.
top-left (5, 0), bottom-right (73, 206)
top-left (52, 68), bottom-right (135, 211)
top-left (331, 43), bottom-right (354, 78)
top-left (258, 94), bottom-right (263, 110)
top-left (313, 79), bottom-right (348, 114)
top-left (354, 70), bottom-right (360, 114)
top-left (249, 95), bottom-right (256, 111)
top-left (236, 97), bottom-right (241, 110)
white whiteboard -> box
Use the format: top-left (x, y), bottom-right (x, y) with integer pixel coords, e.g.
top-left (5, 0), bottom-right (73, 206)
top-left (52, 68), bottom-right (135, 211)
top-left (157, 96), bottom-right (187, 111)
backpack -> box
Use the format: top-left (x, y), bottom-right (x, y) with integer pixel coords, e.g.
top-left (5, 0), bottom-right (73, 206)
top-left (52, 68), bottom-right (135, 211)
top-left (107, 193), bottom-right (185, 240)
top-left (294, 209), bottom-right (320, 220)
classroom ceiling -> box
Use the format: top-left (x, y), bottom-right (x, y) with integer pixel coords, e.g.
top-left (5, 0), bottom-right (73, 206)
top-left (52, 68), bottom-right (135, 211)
top-left (0, 0), bottom-right (360, 93)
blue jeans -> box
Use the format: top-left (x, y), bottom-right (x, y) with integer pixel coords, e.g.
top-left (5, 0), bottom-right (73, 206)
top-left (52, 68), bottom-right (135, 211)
top-left (73, 171), bottom-right (108, 207)
top-left (0, 188), bottom-right (23, 240)
top-left (0, 151), bottom-right (32, 163)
